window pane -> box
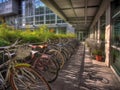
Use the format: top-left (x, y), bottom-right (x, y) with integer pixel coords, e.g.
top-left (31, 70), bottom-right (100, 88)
top-left (112, 16), bottom-right (120, 46)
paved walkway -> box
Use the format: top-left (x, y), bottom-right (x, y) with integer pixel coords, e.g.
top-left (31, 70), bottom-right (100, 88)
top-left (79, 48), bottom-right (120, 90)
top-left (51, 44), bottom-right (120, 90)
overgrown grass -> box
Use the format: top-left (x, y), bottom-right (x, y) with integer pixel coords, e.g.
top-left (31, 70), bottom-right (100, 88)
top-left (0, 25), bottom-right (76, 46)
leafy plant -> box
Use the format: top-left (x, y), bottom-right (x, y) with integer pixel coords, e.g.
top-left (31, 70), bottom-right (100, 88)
top-left (92, 49), bottom-right (102, 56)
top-left (0, 38), bottom-right (10, 46)
top-left (0, 24), bottom-right (76, 46)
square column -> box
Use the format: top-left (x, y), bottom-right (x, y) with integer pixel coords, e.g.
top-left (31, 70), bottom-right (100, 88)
top-left (95, 26), bottom-right (97, 40)
top-left (97, 19), bottom-right (100, 43)
top-left (105, 2), bottom-right (111, 67)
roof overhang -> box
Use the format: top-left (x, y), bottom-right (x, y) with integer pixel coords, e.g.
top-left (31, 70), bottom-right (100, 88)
top-left (41, 0), bottom-right (111, 31)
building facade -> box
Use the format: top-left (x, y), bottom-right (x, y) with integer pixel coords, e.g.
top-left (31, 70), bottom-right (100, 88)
top-left (0, 0), bottom-right (75, 34)
top-left (89, 0), bottom-right (120, 81)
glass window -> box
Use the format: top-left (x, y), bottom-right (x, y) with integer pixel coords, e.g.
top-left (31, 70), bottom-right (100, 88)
top-left (51, 14), bottom-right (55, 20)
top-left (35, 21), bottom-right (44, 24)
top-left (112, 16), bottom-right (120, 46)
top-left (26, 17), bottom-right (33, 25)
top-left (57, 16), bottom-right (65, 23)
top-left (111, 1), bottom-right (120, 76)
top-left (45, 14), bottom-right (55, 24)
top-left (46, 21), bottom-right (50, 24)
top-left (51, 20), bottom-right (55, 24)
top-left (57, 20), bottom-right (65, 23)
top-left (35, 15), bottom-right (44, 24)
top-left (111, 48), bottom-right (120, 75)
top-left (40, 7), bottom-right (44, 14)
top-left (35, 0), bottom-right (45, 8)
top-left (35, 0), bottom-right (45, 15)
top-left (35, 16), bottom-right (44, 21)
top-left (46, 7), bottom-right (53, 14)
top-left (46, 15), bottom-right (50, 20)
top-left (35, 6), bottom-right (44, 15)
top-left (40, 16), bottom-right (44, 20)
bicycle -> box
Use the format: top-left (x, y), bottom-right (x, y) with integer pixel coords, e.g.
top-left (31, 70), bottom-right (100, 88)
top-left (27, 44), bottom-right (60, 83)
top-left (0, 40), bottom-right (51, 90)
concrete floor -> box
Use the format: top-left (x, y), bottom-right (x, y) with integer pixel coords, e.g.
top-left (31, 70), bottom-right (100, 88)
top-left (50, 44), bottom-right (120, 90)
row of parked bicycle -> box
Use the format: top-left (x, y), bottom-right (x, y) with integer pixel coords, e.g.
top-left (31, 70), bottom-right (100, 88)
top-left (0, 38), bottom-right (79, 90)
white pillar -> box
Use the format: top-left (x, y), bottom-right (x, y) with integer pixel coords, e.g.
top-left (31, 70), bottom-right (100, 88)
top-left (97, 19), bottom-right (100, 43)
top-left (95, 26), bottom-right (97, 40)
top-left (105, 2), bottom-right (111, 67)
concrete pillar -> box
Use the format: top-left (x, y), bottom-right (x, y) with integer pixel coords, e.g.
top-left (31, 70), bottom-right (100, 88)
top-left (94, 26), bottom-right (96, 39)
top-left (90, 29), bottom-right (94, 39)
top-left (105, 2), bottom-right (111, 67)
top-left (95, 26), bottom-right (97, 40)
top-left (97, 19), bottom-right (100, 43)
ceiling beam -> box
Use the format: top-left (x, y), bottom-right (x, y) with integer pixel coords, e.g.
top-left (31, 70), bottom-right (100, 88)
top-left (67, 16), bottom-right (94, 21)
top-left (69, 21), bottom-right (91, 23)
top-left (41, 0), bottom-right (67, 21)
top-left (75, 27), bottom-right (88, 30)
top-left (61, 5), bottom-right (99, 10)
top-left (75, 29), bottom-right (88, 31)
top-left (73, 24), bottom-right (89, 27)
top-left (84, 0), bottom-right (88, 25)
top-left (90, 0), bottom-right (111, 29)
top-left (67, 0), bottom-right (77, 17)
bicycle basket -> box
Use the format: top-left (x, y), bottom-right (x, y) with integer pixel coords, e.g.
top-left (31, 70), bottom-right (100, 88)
top-left (15, 45), bottom-right (31, 59)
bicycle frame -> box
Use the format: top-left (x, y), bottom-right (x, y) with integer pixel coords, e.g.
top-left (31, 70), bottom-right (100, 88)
top-left (0, 47), bottom-right (31, 89)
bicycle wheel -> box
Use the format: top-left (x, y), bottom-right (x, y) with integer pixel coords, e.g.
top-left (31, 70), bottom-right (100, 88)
top-left (9, 65), bottom-right (51, 90)
top-left (33, 55), bottom-right (59, 83)
top-left (61, 47), bottom-right (70, 61)
top-left (48, 49), bottom-right (65, 69)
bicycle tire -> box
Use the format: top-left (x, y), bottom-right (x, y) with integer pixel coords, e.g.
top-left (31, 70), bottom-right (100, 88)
top-left (48, 49), bottom-right (65, 69)
top-left (33, 55), bottom-right (59, 83)
top-left (49, 45), bottom-right (67, 62)
top-left (9, 65), bottom-right (51, 90)
top-left (61, 47), bottom-right (71, 61)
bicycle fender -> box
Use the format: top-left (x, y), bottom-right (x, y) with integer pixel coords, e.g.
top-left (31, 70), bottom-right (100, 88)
top-left (15, 63), bottom-right (31, 68)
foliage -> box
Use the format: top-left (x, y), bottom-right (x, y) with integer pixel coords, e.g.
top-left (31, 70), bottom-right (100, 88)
top-left (92, 49), bottom-right (102, 56)
top-left (0, 38), bottom-right (10, 46)
top-left (0, 24), bottom-right (76, 46)
top-left (100, 33), bottom-right (105, 41)
top-left (0, 25), bottom-right (20, 43)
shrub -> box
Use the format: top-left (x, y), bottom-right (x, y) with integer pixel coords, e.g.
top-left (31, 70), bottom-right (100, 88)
top-left (0, 24), bottom-right (76, 45)
top-left (0, 38), bottom-right (10, 46)
top-left (20, 30), bottom-right (42, 43)
top-left (92, 49), bottom-right (102, 56)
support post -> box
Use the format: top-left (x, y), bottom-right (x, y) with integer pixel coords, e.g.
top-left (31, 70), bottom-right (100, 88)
top-left (97, 19), bottom-right (100, 43)
top-left (105, 2), bottom-right (111, 67)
